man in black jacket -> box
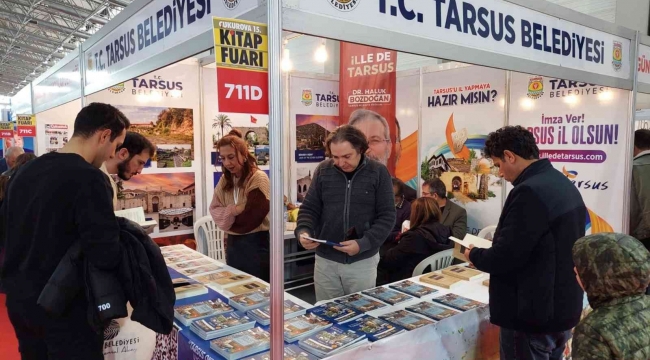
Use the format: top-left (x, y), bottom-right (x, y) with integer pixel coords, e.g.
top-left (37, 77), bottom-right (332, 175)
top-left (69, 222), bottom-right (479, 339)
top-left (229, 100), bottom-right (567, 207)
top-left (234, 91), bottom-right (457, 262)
top-left (296, 125), bottom-right (396, 302)
top-left (465, 126), bottom-right (585, 360)
top-left (0, 103), bottom-right (129, 360)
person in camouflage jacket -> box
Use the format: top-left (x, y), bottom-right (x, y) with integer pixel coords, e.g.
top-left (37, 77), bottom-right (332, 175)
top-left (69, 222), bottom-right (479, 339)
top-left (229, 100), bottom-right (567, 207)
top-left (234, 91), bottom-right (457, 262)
top-left (571, 233), bottom-right (650, 360)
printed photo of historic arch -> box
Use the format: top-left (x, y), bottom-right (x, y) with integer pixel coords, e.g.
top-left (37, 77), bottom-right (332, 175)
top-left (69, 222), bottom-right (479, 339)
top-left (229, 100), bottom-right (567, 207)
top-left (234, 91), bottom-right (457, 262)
top-left (115, 105), bottom-right (195, 168)
top-left (115, 172), bottom-right (196, 234)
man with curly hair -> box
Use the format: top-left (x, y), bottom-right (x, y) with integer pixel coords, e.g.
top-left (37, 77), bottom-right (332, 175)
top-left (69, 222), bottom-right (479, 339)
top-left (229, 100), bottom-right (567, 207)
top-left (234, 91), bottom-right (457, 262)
top-left (464, 125), bottom-right (586, 360)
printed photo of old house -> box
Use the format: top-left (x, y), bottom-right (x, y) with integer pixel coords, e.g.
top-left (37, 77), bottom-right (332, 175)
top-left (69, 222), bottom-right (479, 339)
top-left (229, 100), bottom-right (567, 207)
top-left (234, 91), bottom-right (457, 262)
top-left (116, 173), bottom-right (196, 233)
top-left (422, 151), bottom-right (498, 204)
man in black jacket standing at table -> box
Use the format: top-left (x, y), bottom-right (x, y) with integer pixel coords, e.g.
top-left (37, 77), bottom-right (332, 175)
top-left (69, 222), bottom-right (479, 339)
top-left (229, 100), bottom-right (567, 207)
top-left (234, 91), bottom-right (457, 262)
top-left (0, 103), bottom-right (129, 360)
top-left (465, 126), bottom-right (586, 360)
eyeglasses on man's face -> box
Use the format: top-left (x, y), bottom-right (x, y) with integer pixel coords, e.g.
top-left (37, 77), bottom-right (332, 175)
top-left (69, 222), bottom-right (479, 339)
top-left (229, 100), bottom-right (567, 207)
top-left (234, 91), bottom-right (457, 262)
top-left (368, 138), bottom-right (390, 147)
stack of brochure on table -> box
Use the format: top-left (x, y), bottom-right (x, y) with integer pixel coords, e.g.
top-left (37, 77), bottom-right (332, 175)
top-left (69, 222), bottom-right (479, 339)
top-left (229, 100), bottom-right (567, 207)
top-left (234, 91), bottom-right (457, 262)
top-left (190, 312), bottom-right (256, 340)
top-left (346, 315), bottom-right (406, 342)
top-left (308, 302), bottom-right (363, 324)
top-left (246, 299), bottom-right (307, 326)
top-left (210, 327), bottom-right (271, 360)
top-left (388, 280), bottom-right (439, 298)
top-left (334, 293), bottom-right (388, 313)
top-left (379, 310), bottom-right (434, 331)
top-left (361, 286), bottom-right (414, 305)
top-left (284, 313), bottom-right (332, 342)
top-left (406, 301), bottom-right (461, 321)
top-left (298, 324), bottom-right (368, 358)
top-left (173, 298), bottom-right (234, 326)
top-left (241, 344), bottom-right (319, 360)
top-left (431, 293), bottom-right (486, 312)
top-left (228, 289), bottom-right (271, 312)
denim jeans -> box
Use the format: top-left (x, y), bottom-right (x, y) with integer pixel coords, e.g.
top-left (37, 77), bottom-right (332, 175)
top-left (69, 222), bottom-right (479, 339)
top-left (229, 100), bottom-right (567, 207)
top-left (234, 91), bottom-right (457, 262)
top-left (500, 328), bottom-right (572, 360)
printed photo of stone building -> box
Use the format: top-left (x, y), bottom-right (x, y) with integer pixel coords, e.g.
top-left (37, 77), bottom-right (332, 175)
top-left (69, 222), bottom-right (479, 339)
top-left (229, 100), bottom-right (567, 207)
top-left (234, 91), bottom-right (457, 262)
top-left (116, 173), bottom-right (196, 233)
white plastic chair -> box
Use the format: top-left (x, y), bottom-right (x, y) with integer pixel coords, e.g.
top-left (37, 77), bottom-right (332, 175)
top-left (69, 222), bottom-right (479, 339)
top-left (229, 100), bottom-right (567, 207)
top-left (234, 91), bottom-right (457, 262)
top-left (412, 249), bottom-right (454, 277)
top-left (477, 225), bottom-right (497, 241)
top-left (193, 215), bottom-right (226, 261)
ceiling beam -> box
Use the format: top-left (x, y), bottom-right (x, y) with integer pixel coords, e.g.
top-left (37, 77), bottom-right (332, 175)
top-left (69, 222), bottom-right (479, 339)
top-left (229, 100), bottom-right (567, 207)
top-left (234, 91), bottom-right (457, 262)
top-left (42, 0), bottom-right (109, 25)
top-left (0, 24), bottom-right (76, 50)
top-left (107, 0), bottom-right (130, 8)
top-left (0, 9), bottom-right (90, 39)
top-left (0, 42), bottom-right (64, 58)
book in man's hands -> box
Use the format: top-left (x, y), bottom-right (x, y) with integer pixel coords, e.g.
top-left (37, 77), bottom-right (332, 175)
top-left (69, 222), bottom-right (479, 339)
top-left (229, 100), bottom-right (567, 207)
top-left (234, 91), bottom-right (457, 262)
top-left (247, 300), bottom-right (307, 326)
top-left (419, 272), bottom-right (465, 289)
top-left (449, 233), bottom-right (493, 249)
top-left (173, 298), bottom-right (234, 326)
top-left (441, 266), bottom-right (485, 281)
top-left (389, 280), bottom-right (438, 298)
top-left (210, 327), bottom-right (271, 360)
top-left (308, 302), bottom-right (363, 324)
top-left (114, 207), bottom-right (157, 227)
top-left (190, 311), bottom-right (256, 340)
top-left (362, 286), bottom-right (414, 305)
top-left (431, 293), bottom-right (486, 312)
top-left (405, 301), bottom-right (460, 321)
top-left (298, 324), bottom-right (368, 358)
top-left (379, 310), bottom-right (434, 331)
top-left (284, 313), bottom-right (332, 342)
top-left (346, 315), bottom-right (406, 342)
top-left (334, 294), bottom-right (388, 313)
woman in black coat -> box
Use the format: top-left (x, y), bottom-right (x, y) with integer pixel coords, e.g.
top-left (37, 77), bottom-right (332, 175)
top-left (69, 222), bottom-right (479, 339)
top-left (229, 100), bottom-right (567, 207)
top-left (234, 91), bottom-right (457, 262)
top-left (378, 197), bottom-right (452, 285)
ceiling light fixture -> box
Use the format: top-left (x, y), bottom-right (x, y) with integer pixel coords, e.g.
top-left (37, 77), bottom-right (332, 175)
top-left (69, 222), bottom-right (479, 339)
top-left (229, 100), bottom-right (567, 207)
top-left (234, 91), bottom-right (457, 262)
top-left (314, 41), bottom-right (328, 63)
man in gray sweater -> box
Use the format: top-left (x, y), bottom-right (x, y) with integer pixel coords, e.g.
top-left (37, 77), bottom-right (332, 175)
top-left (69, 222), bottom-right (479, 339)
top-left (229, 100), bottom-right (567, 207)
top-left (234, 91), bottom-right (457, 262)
top-left (296, 125), bottom-right (396, 301)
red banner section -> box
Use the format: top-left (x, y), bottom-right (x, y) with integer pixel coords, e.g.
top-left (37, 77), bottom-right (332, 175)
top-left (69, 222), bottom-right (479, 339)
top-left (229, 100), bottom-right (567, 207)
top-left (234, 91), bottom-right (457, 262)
top-left (216, 67), bottom-right (269, 115)
top-left (339, 43), bottom-right (398, 174)
top-left (0, 122), bottom-right (13, 138)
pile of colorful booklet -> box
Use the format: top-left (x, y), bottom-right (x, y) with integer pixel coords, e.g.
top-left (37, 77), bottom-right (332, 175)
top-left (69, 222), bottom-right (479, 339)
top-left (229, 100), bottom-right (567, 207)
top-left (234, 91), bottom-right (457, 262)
top-left (346, 315), bottom-right (406, 342)
top-left (284, 313), bottom-right (332, 342)
top-left (190, 311), bottom-right (256, 340)
top-left (210, 327), bottom-right (271, 360)
top-left (173, 298), bottom-right (234, 326)
top-left (228, 289), bottom-right (271, 312)
top-left (246, 300), bottom-right (307, 326)
top-left (298, 324), bottom-right (368, 358)
top-left (308, 302), bottom-right (363, 324)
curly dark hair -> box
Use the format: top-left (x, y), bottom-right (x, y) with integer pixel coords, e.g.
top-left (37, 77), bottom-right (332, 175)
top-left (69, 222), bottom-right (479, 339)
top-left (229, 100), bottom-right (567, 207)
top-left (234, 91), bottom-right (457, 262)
top-left (484, 126), bottom-right (539, 160)
top-left (325, 125), bottom-right (369, 157)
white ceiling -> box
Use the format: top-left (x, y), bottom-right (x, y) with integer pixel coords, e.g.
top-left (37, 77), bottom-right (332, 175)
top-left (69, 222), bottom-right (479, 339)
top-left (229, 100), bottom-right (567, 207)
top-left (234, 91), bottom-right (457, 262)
top-left (544, 0), bottom-right (617, 23)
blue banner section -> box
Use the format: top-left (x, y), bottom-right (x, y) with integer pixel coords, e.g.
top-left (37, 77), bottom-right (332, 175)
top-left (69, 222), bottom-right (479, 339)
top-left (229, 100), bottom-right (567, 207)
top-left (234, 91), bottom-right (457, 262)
top-left (295, 150), bottom-right (325, 163)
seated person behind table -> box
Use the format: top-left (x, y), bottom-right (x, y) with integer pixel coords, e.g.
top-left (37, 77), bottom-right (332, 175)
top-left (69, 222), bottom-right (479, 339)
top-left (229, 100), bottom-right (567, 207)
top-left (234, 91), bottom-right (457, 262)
top-left (422, 178), bottom-right (467, 240)
top-left (380, 178), bottom-right (412, 257)
top-left (571, 233), bottom-right (650, 360)
top-left (377, 197), bottom-right (452, 285)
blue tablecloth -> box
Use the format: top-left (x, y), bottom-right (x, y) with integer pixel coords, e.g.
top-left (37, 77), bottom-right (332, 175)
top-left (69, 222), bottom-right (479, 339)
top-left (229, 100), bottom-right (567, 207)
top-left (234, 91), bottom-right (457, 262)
top-left (169, 267), bottom-right (283, 360)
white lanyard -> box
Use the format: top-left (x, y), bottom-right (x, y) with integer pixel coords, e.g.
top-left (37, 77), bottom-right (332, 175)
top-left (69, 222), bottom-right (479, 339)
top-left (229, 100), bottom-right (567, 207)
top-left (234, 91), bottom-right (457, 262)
top-left (233, 186), bottom-right (240, 205)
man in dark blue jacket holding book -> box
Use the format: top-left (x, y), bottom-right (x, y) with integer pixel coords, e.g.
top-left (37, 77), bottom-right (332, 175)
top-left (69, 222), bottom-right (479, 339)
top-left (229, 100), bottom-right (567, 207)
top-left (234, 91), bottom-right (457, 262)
top-left (465, 126), bottom-right (586, 360)
top-left (296, 125), bottom-right (395, 302)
